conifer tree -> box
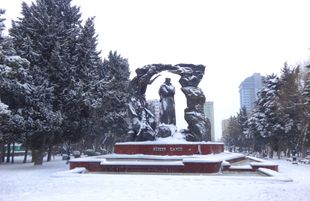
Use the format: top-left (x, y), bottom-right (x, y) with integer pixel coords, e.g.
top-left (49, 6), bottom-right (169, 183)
top-left (94, 51), bottom-right (130, 153)
top-left (237, 106), bottom-right (249, 150)
top-left (9, 0), bottom-right (100, 164)
top-left (0, 8), bottom-right (34, 163)
top-left (279, 63), bottom-right (304, 158)
top-left (301, 64), bottom-right (310, 157)
top-left (224, 116), bottom-right (240, 150)
top-left (303, 65), bottom-right (310, 105)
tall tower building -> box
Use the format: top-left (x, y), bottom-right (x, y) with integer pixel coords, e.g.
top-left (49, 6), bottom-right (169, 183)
top-left (147, 99), bottom-right (160, 123)
top-left (221, 119), bottom-right (230, 141)
top-left (239, 73), bottom-right (264, 113)
top-left (204, 101), bottom-right (215, 142)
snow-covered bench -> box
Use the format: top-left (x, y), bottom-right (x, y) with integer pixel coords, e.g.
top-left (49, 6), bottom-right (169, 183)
top-left (299, 159), bottom-right (310, 165)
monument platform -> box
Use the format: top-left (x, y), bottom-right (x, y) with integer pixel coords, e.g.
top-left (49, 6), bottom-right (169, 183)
top-left (69, 141), bottom-right (279, 174)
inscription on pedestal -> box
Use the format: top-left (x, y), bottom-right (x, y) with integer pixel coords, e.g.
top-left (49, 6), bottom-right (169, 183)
top-left (170, 147), bottom-right (183, 151)
top-left (153, 147), bottom-right (166, 151)
top-left (153, 147), bottom-right (184, 152)
top-left (115, 143), bottom-right (224, 155)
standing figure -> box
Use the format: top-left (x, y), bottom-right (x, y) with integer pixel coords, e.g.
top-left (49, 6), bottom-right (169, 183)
top-left (159, 78), bottom-right (176, 125)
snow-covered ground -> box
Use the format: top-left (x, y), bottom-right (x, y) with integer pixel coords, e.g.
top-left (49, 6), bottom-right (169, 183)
top-left (0, 155), bottom-right (309, 201)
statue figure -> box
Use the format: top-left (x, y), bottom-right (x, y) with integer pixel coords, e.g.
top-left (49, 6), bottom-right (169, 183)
top-left (159, 78), bottom-right (176, 125)
top-left (126, 63), bottom-right (211, 142)
top-left (127, 64), bottom-right (172, 141)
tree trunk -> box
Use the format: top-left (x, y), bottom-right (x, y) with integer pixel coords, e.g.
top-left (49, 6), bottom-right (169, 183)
top-left (301, 134), bottom-right (307, 159)
top-left (1, 144), bottom-right (4, 162)
top-left (251, 137), bottom-right (255, 155)
top-left (6, 143), bottom-right (10, 163)
top-left (287, 149), bottom-right (291, 158)
top-left (277, 140), bottom-right (281, 159)
top-left (11, 143), bottom-right (15, 163)
top-left (0, 142), bottom-right (2, 164)
top-left (302, 144), bottom-right (306, 159)
top-left (46, 135), bottom-right (55, 162)
top-left (259, 141), bottom-right (264, 158)
top-left (34, 134), bottom-right (47, 165)
top-left (34, 148), bottom-right (44, 165)
top-left (23, 143), bottom-right (29, 163)
top-left (31, 148), bottom-right (37, 163)
top-left (269, 148), bottom-right (273, 159)
top-left (95, 137), bottom-right (99, 153)
top-left (47, 144), bottom-right (52, 162)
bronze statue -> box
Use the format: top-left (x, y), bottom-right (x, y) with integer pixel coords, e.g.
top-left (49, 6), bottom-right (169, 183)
top-left (159, 78), bottom-right (176, 125)
top-left (127, 63), bottom-right (211, 142)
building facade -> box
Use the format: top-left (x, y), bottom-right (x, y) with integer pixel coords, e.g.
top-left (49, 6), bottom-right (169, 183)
top-left (239, 73), bottom-right (264, 113)
top-left (147, 99), bottom-right (160, 124)
top-left (221, 119), bottom-right (230, 141)
top-left (204, 101), bottom-right (215, 142)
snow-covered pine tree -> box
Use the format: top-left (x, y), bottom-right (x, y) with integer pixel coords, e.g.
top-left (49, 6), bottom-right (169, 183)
top-left (279, 63), bottom-right (305, 158)
top-left (94, 51), bottom-right (130, 153)
top-left (224, 108), bottom-right (249, 152)
top-left (303, 65), bottom-right (310, 105)
top-left (245, 107), bottom-right (265, 154)
top-left (72, 16), bottom-right (102, 139)
top-left (253, 73), bottom-right (285, 158)
top-left (0, 8), bottom-right (35, 163)
top-left (224, 116), bottom-right (240, 151)
top-left (237, 106), bottom-right (249, 151)
top-left (0, 8), bottom-right (5, 37)
top-left (9, 0), bottom-right (98, 164)
top-left (301, 64), bottom-right (310, 158)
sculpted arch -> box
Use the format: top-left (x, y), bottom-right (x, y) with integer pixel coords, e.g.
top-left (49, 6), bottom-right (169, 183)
top-left (127, 64), bottom-right (211, 142)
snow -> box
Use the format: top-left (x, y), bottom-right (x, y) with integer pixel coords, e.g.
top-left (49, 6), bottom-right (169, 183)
top-left (101, 160), bottom-right (185, 166)
top-left (0, 102), bottom-right (10, 115)
top-left (229, 165), bottom-right (253, 170)
top-left (71, 152), bottom-right (243, 162)
top-left (1, 155), bottom-right (310, 201)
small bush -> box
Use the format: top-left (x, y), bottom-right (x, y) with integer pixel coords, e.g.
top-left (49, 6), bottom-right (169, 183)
top-left (72, 151), bottom-right (80, 158)
top-left (84, 149), bottom-right (96, 156)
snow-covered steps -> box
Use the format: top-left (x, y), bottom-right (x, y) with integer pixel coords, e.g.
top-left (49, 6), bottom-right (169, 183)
top-left (222, 156), bottom-right (279, 172)
top-left (69, 152), bottom-right (246, 174)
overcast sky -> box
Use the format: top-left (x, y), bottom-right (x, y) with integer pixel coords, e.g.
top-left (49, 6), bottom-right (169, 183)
top-left (2, 0), bottom-right (310, 140)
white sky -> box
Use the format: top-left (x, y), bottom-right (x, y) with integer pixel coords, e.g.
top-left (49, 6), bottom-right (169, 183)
top-left (1, 0), bottom-right (310, 140)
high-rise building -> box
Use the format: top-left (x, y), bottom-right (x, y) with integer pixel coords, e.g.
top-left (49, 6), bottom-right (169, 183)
top-left (221, 119), bottom-right (230, 141)
top-left (147, 99), bottom-right (160, 123)
top-left (204, 101), bottom-right (215, 142)
top-left (239, 73), bottom-right (265, 113)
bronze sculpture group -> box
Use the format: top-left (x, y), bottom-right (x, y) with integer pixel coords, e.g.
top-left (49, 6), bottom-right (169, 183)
top-left (127, 64), bottom-right (211, 142)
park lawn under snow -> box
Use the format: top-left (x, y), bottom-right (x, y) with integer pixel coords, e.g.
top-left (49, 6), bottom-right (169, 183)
top-left (0, 156), bottom-right (310, 201)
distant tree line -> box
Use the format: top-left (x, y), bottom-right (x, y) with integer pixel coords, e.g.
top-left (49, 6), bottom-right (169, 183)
top-left (225, 62), bottom-right (310, 159)
top-left (0, 0), bottom-right (130, 165)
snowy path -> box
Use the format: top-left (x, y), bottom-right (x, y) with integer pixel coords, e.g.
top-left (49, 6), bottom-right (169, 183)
top-left (0, 156), bottom-right (309, 201)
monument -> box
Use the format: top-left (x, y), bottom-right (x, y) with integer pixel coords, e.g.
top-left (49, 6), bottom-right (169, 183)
top-left (69, 63), bottom-right (279, 175)
top-left (127, 63), bottom-right (211, 142)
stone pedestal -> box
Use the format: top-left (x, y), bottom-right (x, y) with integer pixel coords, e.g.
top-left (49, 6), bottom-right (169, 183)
top-left (114, 142), bottom-right (224, 156)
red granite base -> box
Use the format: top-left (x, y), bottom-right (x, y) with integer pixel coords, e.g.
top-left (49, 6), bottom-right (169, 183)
top-left (69, 143), bottom-right (278, 174)
top-left (70, 160), bottom-right (224, 173)
top-left (69, 156), bottom-right (279, 174)
top-left (114, 142), bottom-right (224, 155)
